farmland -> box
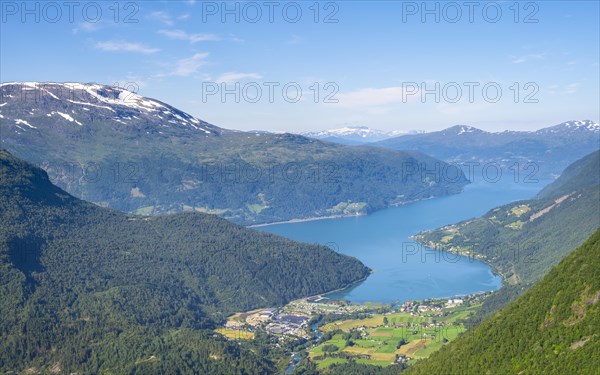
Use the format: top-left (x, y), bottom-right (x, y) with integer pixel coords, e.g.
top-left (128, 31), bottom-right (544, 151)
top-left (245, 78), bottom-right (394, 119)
top-left (214, 328), bottom-right (255, 340)
top-left (308, 301), bottom-right (481, 369)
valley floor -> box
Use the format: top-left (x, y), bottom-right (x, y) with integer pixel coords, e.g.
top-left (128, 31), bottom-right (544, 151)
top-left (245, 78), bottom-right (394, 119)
top-left (215, 292), bottom-right (491, 371)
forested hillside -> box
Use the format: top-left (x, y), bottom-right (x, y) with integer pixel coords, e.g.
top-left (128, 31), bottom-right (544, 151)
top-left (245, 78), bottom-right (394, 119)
top-left (536, 150), bottom-right (600, 199)
top-left (415, 150), bottom-right (600, 322)
top-left (408, 229), bottom-right (600, 374)
top-left (0, 149), bottom-right (369, 373)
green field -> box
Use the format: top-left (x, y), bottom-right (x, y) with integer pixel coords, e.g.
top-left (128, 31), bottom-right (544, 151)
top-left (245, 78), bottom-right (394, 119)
top-left (510, 204), bottom-right (531, 216)
top-left (317, 357), bottom-right (347, 369)
top-left (309, 304), bottom-right (479, 369)
top-left (214, 328), bottom-right (255, 340)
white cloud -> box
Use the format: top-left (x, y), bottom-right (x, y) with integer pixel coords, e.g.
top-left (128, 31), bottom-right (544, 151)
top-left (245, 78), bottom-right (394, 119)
top-left (149, 11), bottom-right (173, 26)
top-left (216, 72), bottom-right (263, 84)
top-left (229, 34), bottom-right (245, 43)
top-left (510, 53), bottom-right (546, 64)
top-left (172, 53), bottom-right (209, 76)
top-left (94, 41), bottom-right (159, 54)
top-left (158, 29), bottom-right (220, 43)
top-left (72, 21), bottom-right (101, 34)
top-left (565, 83), bottom-right (578, 94)
top-left (547, 84), bottom-right (560, 94)
top-left (546, 83), bottom-right (579, 95)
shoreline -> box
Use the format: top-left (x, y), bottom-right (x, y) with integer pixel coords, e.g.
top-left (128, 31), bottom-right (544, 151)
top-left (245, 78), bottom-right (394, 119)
top-left (412, 236), bottom-right (508, 289)
top-left (224, 271), bottom-right (373, 319)
top-left (247, 213), bottom-right (365, 228)
top-left (309, 271), bottom-right (373, 301)
top-left (246, 193), bottom-right (447, 228)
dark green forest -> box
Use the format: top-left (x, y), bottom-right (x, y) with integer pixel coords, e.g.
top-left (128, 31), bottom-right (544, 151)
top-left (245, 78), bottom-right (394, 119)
top-left (0, 149), bottom-right (369, 373)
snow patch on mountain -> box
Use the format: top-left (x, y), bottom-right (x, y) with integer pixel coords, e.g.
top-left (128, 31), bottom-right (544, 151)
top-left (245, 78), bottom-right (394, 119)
top-left (15, 119), bottom-right (36, 129)
top-left (306, 126), bottom-right (387, 138)
top-left (52, 111), bottom-right (82, 126)
top-left (66, 99), bottom-right (116, 112)
top-left (563, 120), bottom-right (599, 131)
top-left (60, 82), bottom-right (168, 113)
top-left (457, 125), bottom-right (477, 135)
top-left (0, 82), bottom-right (219, 134)
top-left (300, 126), bottom-right (422, 143)
top-left (537, 120), bottom-right (600, 134)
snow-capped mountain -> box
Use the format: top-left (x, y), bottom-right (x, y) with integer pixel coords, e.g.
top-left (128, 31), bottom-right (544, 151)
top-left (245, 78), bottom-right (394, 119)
top-left (299, 126), bottom-right (422, 145)
top-left (374, 120), bottom-right (599, 178)
top-left (437, 125), bottom-right (486, 136)
top-left (0, 82), bottom-right (222, 136)
top-left (535, 120), bottom-right (600, 134)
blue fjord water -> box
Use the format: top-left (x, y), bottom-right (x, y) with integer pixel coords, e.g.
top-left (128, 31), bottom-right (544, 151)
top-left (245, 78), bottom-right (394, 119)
top-left (259, 179), bottom-right (547, 304)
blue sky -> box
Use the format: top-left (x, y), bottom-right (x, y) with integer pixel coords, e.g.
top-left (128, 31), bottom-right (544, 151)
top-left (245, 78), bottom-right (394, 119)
top-left (1, 0), bottom-right (599, 132)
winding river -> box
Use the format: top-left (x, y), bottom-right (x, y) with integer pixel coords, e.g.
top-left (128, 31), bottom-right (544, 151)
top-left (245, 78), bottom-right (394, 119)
top-left (259, 178), bottom-right (547, 304)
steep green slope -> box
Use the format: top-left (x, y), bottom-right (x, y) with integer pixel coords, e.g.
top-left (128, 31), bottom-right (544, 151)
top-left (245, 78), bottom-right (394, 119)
top-left (415, 151), bottom-right (600, 323)
top-left (408, 229), bottom-right (600, 375)
top-left (0, 82), bottom-right (467, 225)
top-left (0, 149), bottom-right (369, 373)
top-left (416, 150), bottom-right (599, 286)
top-left (536, 150), bottom-right (600, 199)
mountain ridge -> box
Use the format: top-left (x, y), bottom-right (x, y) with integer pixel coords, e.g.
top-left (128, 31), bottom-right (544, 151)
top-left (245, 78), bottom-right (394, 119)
top-left (373, 120), bottom-right (599, 178)
top-left (299, 126), bottom-right (419, 145)
top-left (0, 81), bottom-right (468, 225)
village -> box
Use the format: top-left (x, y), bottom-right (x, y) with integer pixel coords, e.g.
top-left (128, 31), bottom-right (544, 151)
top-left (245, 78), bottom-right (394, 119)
top-left (218, 295), bottom-right (374, 339)
top-left (213, 292), bottom-right (494, 370)
top-left (216, 292), bottom-right (492, 343)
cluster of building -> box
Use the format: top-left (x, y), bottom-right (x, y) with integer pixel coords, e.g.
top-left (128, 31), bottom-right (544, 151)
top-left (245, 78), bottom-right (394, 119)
top-left (445, 298), bottom-right (464, 308)
top-left (282, 296), bottom-right (369, 316)
top-left (398, 300), bottom-right (443, 314)
top-left (398, 297), bottom-right (466, 315)
top-left (223, 307), bottom-right (310, 338)
top-left (266, 314), bottom-right (309, 337)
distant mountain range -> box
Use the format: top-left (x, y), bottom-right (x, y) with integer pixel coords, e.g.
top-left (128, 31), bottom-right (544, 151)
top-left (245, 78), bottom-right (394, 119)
top-left (0, 148), bottom-right (369, 373)
top-left (0, 82), bottom-right (467, 225)
top-left (373, 121), bottom-right (600, 178)
top-left (299, 126), bottom-right (422, 145)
